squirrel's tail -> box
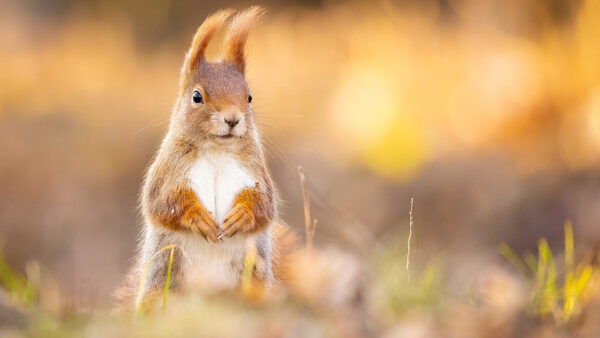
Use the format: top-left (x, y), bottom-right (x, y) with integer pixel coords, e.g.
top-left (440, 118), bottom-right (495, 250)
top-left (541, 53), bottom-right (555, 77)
top-left (113, 258), bottom-right (142, 305)
top-left (270, 220), bottom-right (300, 283)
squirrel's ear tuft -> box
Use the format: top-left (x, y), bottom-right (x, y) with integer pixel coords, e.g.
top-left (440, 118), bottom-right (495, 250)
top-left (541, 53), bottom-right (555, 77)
top-left (186, 9), bottom-right (234, 72)
top-left (222, 6), bottom-right (267, 75)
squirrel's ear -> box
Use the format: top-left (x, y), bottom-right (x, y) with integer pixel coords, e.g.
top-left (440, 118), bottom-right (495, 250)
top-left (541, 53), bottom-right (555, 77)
top-left (185, 9), bottom-right (234, 72)
top-left (222, 6), bottom-right (266, 75)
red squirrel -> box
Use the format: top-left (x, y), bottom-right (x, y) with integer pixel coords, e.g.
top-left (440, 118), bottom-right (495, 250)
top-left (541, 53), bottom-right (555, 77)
top-left (121, 7), bottom-right (295, 308)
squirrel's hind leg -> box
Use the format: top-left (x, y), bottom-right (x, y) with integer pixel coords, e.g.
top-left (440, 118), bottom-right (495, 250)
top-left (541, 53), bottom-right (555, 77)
top-left (135, 229), bottom-right (186, 311)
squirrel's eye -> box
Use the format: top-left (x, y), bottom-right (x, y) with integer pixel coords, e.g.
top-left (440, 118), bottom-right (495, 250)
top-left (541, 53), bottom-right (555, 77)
top-left (248, 93), bottom-right (252, 103)
top-left (192, 91), bottom-right (203, 104)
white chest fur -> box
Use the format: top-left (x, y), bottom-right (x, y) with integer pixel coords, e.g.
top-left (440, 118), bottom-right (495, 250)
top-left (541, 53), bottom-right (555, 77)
top-left (188, 153), bottom-right (256, 223)
top-left (170, 153), bottom-right (258, 291)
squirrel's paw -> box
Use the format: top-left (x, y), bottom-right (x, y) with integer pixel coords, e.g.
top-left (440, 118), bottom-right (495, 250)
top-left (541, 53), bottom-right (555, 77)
top-left (219, 204), bottom-right (255, 239)
top-left (181, 205), bottom-right (220, 242)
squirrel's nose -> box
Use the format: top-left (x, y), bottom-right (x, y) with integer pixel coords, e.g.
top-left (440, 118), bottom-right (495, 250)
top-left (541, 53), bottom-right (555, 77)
top-left (225, 118), bottom-right (240, 129)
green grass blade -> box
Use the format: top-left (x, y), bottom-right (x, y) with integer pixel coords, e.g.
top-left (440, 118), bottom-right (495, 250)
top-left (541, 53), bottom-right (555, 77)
top-left (0, 252), bottom-right (23, 294)
top-left (563, 222), bottom-right (575, 321)
top-left (162, 247), bottom-right (175, 313)
top-left (524, 252), bottom-right (538, 275)
top-left (534, 239), bottom-right (557, 315)
top-left (137, 244), bottom-right (187, 315)
top-left (499, 243), bottom-right (528, 277)
top-left (575, 266), bottom-right (593, 294)
top-left (564, 222), bottom-right (574, 272)
top-left (534, 239), bottom-right (548, 300)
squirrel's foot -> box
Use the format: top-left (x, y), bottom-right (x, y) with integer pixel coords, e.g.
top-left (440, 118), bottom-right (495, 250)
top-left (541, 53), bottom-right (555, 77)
top-left (181, 204), bottom-right (220, 242)
top-left (219, 204), bottom-right (255, 239)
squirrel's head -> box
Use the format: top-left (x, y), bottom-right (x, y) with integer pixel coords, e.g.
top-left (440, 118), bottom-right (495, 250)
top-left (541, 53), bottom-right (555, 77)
top-left (172, 7), bottom-right (265, 144)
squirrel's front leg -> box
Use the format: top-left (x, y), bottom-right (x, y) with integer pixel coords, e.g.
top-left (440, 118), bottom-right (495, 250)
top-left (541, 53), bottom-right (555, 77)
top-left (219, 185), bottom-right (274, 239)
top-left (150, 187), bottom-right (220, 242)
top-left (180, 200), bottom-right (220, 242)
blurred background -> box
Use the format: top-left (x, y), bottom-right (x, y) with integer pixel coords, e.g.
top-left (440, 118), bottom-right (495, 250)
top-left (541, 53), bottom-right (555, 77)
top-left (1, 0), bottom-right (599, 311)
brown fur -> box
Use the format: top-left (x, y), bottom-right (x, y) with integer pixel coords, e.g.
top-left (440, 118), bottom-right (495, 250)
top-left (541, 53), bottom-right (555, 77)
top-left (118, 7), bottom-right (297, 307)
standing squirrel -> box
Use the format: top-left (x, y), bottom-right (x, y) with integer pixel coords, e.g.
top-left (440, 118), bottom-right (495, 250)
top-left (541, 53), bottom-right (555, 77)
top-left (121, 7), bottom-right (295, 309)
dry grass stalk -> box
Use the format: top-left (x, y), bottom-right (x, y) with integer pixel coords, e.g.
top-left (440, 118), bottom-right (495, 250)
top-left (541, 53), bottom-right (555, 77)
top-left (298, 166), bottom-right (317, 250)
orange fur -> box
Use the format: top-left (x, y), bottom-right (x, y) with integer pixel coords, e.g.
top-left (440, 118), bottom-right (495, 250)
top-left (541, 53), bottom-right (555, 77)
top-left (221, 185), bottom-right (274, 238)
top-left (271, 222), bottom-right (300, 283)
top-left (223, 6), bottom-right (267, 74)
top-left (187, 9), bottom-right (234, 71)
top-left (144, 158), bottom-right (220, 242)
top-left (180, 200), bottom-right (220, 242)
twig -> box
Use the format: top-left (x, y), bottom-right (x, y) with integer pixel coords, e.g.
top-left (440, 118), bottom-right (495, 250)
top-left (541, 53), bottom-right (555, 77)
top-left (298, 166), bottom-right (316, 250)
top-left (406, 197), bottom-right (414, 284)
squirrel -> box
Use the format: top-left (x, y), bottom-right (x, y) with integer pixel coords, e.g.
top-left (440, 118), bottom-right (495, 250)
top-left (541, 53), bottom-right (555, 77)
top-left (119, 7), bottom-right (296, 309)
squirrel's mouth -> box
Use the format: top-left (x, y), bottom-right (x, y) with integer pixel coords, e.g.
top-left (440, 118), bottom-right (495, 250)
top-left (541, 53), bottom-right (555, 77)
top-left (208, 127), bottom-right (246, 139)
top-left (209, 133), bottom-right (236, 140)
